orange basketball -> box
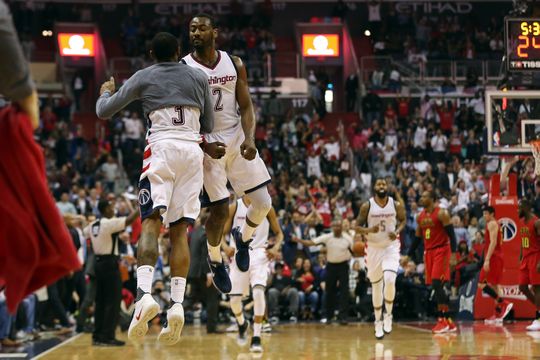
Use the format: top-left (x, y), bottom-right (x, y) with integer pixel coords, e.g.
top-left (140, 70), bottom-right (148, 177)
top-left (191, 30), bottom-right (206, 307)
top-left (352, 241), bottom-right (366, 257)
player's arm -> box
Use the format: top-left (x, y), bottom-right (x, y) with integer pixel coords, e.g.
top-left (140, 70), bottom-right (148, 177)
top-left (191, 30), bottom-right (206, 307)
top-left (483, 220), bottom-right (499, 272)
top-left (231, 56), bottom-right (257, 160)
top-left (354, 201), bottom-right (379, 235)
top-left (390, 200), bottom-right (407, 240)
top-left (266, 207), bottom-right (284, 259)
top-left (221, 201), bottom-right (237, 257)
top-left (96, 74), bottom-right (141, 119)
top-left (438, 208), bottom-right (457, 252)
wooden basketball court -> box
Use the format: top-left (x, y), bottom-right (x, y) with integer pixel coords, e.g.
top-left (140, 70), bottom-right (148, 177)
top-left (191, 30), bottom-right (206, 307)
top-left (21, 321), bottom-right (540, 359)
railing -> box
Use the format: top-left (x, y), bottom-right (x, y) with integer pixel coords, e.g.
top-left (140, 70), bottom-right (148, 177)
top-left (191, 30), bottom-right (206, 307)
top-left (360, 56), bottom-right (504, 90)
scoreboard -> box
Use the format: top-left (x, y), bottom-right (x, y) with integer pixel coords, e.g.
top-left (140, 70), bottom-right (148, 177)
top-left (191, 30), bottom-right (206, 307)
top-left (506, 17), bottom-right (540, 71)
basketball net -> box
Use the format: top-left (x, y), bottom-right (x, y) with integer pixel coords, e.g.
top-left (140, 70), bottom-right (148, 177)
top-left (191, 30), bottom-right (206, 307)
top-left (530, 139), bottom-right (540, 176)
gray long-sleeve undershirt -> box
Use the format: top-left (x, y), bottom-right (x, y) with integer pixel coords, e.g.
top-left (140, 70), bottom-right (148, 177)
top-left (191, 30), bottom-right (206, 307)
top-left (96, 62), bottom-right (214, 133)
top-left (0, 0), bottom-right (35, 101)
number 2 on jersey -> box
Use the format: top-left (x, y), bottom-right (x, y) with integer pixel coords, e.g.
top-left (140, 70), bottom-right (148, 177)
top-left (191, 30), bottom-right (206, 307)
top-left (172, 106), bottom-right (185, 125)
top-left (213, 88), bottom-right (224, 112)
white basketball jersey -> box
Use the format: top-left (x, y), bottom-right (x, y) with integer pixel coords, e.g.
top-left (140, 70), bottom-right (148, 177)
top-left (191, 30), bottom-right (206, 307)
top-left (232, 199), bottom-right (269, 250)
top-left (366, 197), bottom-right (397, 248)
top-left (147, 106), bottom-right (202, 143)
top-left (182, 50), bottom-right (240, 133)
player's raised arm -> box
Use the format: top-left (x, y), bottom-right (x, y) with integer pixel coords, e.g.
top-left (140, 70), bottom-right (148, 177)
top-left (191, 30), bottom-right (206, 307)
top-left (355, 201), bottom-right (379, 235)
top-left (438, 208), bottom-right (457, 252)
top-left (96, 74), bottom-right (141, 119)
top-left (231, 55), bottom-right (257, 161)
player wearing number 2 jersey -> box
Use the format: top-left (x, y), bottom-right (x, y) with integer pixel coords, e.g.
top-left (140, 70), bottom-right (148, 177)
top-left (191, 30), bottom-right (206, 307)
top-left (409, 190), bottom-right (457, 334)
top-left (356, 178), bottom-right (406, 340)
top-left (96, 33), bottom-right (217, 346)
top-left (183, 14), bottom-right (272, 295)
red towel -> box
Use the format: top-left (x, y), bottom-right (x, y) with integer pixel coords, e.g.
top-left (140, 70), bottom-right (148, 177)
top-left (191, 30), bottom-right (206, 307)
top-left (0, 106), bottom-right (81, 312)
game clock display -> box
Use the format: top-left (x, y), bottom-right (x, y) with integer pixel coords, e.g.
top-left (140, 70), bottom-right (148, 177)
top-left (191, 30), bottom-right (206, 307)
top-left (506, 18), bottom-right (540, 71)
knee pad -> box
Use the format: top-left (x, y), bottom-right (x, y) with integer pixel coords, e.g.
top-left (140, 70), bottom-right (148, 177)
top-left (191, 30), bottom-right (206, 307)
top-left (245, 187), bottom-right (272, 224)
top-left (252, 286), bottom-right (266, 316)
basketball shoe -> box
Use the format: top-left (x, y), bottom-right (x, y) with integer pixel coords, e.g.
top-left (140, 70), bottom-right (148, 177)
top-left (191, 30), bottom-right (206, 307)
top-left (432, 318), bottom-right (449, 334)
top-left (128, 292), bottom-right (160, 342)
top-left (383, 313), bottom-right (393, 334)
top-left (375, 320), bottom-right (384, 339)
top-left (232, 227), bottom-right (252, 272)
top-left (158, 302), bottom-right (185, 345)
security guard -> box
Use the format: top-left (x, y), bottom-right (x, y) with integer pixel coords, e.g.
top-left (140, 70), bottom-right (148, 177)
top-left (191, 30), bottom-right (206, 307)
top-left (85, 197), bottom-right (139, 346)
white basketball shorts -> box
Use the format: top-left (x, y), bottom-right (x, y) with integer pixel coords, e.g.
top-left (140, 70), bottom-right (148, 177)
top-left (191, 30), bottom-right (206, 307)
top-left (365, 240), bottom-right (401, 282)
top-left (230, 248), bottom-right (269, 296)
top-left (138, 140), bottom-right (203, 226)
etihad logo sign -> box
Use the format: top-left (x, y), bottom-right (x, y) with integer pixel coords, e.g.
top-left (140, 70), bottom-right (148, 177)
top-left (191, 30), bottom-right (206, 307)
top-left (58, 33), bottom-right (95, 57)
top-left (302, 34), bottom-right (339, 57)
top-left (208, 75), bottom-right (236, 86)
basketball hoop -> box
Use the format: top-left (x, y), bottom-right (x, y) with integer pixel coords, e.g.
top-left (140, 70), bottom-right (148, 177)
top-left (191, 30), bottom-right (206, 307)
top-left (530, 139), bottom-right (540, 176)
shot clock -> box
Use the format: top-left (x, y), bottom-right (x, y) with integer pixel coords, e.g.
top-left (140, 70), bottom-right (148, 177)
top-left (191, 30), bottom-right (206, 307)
top-left (505, 17), bottom-right (540, 71)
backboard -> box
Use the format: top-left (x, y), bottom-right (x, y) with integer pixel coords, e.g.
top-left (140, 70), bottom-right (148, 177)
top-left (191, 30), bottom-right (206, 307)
top-left (485, 90), bottom-right (540, 155)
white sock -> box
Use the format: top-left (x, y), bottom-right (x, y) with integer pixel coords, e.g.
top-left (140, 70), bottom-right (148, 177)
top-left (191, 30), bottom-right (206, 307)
top-left (171, 277), bottom-right (186, 303)
top-left (241, 223), bottom-right (257, 242)
top-left (254, 322), bottom-right (262, 337)
top-left (137, 265), bottom-right (154, 294)
top-left (208, 242), bottom-right (222, 263)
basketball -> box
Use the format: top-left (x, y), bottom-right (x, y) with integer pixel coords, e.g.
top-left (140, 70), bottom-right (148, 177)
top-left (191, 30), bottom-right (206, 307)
top-left (352, 241), bottom-right (366, 257)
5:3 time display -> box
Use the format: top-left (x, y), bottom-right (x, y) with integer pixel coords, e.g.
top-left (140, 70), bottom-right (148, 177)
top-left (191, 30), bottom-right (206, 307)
top-left (506, 17), bottom-right (540, 71)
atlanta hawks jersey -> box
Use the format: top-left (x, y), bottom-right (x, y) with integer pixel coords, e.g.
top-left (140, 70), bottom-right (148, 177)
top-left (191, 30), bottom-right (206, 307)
top-left (232, 199), bottom-right (269, 250)
top-left (366, 197), bottom-right (397, 248)
top-left (182, 50), bottom-right (240, 134)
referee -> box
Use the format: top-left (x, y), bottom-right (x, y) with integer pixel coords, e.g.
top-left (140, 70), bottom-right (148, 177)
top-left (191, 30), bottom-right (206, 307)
top-left (296, 219), bottom-right (353, 325)
top-left (85, 196), bottom-right (139, 346)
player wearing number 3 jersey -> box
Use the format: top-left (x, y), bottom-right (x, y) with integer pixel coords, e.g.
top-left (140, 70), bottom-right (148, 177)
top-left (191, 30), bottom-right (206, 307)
top-left (97, 32), bottom-right (217, 346)
top-left (183, 13), bottom-right (272, 294)
top-left (356, 178), bottom-right (406, 339)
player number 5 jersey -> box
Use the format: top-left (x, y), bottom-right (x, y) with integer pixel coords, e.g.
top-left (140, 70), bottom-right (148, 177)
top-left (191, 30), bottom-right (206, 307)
top-left (366, 197), bottom-right (397, 248)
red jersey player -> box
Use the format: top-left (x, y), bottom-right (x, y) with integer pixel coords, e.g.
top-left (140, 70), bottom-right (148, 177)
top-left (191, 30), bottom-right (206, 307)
top-left (478, 206), bottom-right (513, 324)
top-left (409, 190), bottom-right (457, 334)
top-left (518, 199), bottom-right (540, 331)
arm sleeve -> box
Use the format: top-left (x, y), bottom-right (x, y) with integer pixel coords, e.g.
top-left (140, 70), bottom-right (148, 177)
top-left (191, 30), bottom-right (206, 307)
top-left (444, 224), bottom-right (457, 252)
top-left (199, 74), bottom-right (214, 134)
top-left (0, 0), bottom-right (35, 100)
top-left (312, 233), bottom-right (331, 245)
top-left (96, 73), bottom-right (142, 119)
top-left (101, 217), bottom-right (127, 235)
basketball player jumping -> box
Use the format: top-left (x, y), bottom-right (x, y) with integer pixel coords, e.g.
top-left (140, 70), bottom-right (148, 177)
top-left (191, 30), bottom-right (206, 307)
top-left (97, 33), bottom-right (218, 346)
top-left (356, 178), bottom-right (406, 339)
top-left (222, 196), bottom-right (283, 353)
top-left (518, 199), bottom-right (540, 331)
top-left (409, 190), bottom-right (457, 334)
top-left (479, 206), bottom-right (513, 324)
top-left (183, 14), bottom-right (272, 291)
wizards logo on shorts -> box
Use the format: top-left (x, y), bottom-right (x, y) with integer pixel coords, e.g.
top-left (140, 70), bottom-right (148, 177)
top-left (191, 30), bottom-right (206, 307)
top-left (498, 217), bottom-right (517, 242)
top-left (139, 189), bottom-right (151, 206)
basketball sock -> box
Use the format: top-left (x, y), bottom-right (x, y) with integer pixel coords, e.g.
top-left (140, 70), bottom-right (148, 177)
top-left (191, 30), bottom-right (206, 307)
top-left (137, 265), bottom-right (154, 294)
top-left (208, 242), bottom-right (222, 263)
top-left (438, 304), bottom-right (449, 319)
top-left (254, 322), bottom-right (262, 337)
top-left (482, 285), bottom-right (499, 300)
top-left (170, 277), bottom-right (186, 304)
top-left (372, 280), bottom-right (384, 321)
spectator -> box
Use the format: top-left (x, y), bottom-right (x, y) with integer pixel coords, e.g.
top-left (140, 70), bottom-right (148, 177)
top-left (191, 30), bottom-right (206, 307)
top-left (267, 262), bottom-right (300, 323)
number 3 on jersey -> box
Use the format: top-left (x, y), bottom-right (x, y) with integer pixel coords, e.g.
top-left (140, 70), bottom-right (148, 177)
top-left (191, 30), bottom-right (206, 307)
top-left (213, 88), bottom-right (223, 112)
top-left (172, 106), bottom-right (184, 125)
